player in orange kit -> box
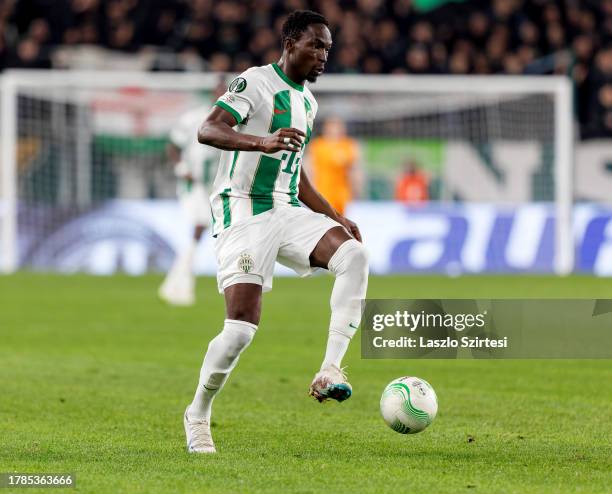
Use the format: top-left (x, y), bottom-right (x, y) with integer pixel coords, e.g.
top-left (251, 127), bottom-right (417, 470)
top-left (307, 116), bottom-right (363, 215)
top-left (395, 160), bottom-right (429, 204)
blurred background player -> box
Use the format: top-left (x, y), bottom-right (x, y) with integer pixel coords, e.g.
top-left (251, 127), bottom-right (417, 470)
top-left (395, 160), bottom-right (430, 204)
top-left (158, 79), bottom-right (226, 306)
top-left (307, 116), bottom-right (363, 215)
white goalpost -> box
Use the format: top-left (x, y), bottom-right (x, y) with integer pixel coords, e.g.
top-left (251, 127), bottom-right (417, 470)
top-left (0, 70), bottom-right (574, 275)
top-left (313, 74), bottom-right (574, 276)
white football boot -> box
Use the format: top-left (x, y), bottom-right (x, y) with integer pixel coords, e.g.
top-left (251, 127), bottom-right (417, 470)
top-left (309, 365), bottom-right (352, 403)
top-left (183, 407), bottom-right (216, 453)
top-left (158, 271), bottom-right (195, 306)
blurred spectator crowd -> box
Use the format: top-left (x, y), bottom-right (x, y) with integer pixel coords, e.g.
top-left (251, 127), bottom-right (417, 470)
top-left (0, 0), bottom-right (610, 136)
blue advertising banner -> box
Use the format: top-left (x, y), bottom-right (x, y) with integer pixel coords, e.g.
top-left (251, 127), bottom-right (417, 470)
top-left (9, 201), bottom-right (612, 276)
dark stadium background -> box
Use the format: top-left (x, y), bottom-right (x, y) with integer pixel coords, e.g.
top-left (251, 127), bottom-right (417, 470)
top-left (2, 0), bottom-right (610, 137)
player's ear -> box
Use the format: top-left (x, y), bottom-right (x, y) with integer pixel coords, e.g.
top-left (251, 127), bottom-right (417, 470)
top-left (284, 37), bottom-right (295, 53)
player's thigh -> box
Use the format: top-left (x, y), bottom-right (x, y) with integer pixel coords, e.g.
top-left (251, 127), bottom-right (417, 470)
top-left (277, 207), bottom-right (345, 276)
top-left (224, 282), bottom-right (262, 325)
top-left (214, 209), bottom-right (282, 294)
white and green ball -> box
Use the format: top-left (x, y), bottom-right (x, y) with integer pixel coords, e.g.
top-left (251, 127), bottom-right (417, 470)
top-left (380, 376), bottom-right (438, 434)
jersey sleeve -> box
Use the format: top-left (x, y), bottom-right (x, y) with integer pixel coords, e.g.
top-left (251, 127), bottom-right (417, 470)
top-left (214, 68), bottom-right (263, 126)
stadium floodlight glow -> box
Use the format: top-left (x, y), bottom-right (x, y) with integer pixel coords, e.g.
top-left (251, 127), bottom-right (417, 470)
top-left (0, 70), bottom-right (573, 275)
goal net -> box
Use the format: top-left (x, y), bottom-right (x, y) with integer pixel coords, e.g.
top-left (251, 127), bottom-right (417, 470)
top-left (0, 71), bottom-right (573, 275)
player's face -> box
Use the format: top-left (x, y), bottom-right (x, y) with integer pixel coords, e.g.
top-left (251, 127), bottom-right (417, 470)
top-left (291, 24), bottom-right (332, 83)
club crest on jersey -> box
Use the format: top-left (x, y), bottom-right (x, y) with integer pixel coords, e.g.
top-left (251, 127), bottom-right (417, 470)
top-left (238, 252), bottom-right (254, 273)
top-left (228, 77), bottom-right (247, 93)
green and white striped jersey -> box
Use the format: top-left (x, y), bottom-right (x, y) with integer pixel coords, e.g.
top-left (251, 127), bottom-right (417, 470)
top-left (209, 63), bottom-right (318, 236)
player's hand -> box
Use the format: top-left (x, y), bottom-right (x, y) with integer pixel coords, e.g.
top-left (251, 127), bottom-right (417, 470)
top-left (337, 216), bottom-right (362, 242)
top-left (259, 128), bottom-right (305, 154)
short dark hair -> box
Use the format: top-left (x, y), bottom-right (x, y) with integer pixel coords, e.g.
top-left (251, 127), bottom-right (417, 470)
top-left (281, 10), bottom-right (329, 44)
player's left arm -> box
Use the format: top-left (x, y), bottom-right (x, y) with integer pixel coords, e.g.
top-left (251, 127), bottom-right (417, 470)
top-left (298, 167), bottom-right (362, 242)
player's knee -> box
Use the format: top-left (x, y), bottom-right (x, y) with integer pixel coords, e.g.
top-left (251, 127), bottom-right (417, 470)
top-left (219, 320), bottom-right (257, 358)
top-left (349, 242), bottom-right (369, 274)
top-left (330, 239), bottom-right (369, 279)
top-left (226, 307), bottom-right (260, 325)
top-left (225, 295), bottom-right (261, 324)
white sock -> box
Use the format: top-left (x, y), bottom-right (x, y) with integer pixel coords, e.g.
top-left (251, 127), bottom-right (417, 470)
top-left (177, 238), bottom-right (198, 275)
top-left (163, 238), bottom-right (197, 287)
top-left (189, 319), bottom-right (256, 421)
top-left (321, 239), bottom-right (369, 369)
top-left (322, 330), bottom-right (353, 369)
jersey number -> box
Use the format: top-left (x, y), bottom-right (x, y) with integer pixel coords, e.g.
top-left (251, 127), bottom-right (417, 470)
top-left (280, 150), bottom-right (301, 175)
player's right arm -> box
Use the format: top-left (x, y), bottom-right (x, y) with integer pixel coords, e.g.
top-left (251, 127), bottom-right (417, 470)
top-left (198, 107), bottom-right (304, 154)
top-left (198, 70), bottom-right (304, 154)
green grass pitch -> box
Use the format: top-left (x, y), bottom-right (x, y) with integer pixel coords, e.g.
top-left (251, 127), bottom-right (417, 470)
top-left (1, 274), bottom-right (611, 493)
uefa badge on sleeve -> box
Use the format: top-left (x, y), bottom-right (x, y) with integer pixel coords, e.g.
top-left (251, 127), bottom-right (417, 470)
top-left (228, 77), bottom-right (247, 93)
top-left (238, 253), bottom-right (254, 273)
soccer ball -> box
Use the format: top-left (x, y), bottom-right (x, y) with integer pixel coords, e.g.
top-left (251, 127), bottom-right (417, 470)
top-left (380, 376), bottom-right (438, 434)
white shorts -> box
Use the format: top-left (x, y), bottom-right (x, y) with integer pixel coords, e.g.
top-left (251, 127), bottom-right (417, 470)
top-left (178, 183), bottom-right (211, 227)
top-left (214, 206), bottom-right (343, 293)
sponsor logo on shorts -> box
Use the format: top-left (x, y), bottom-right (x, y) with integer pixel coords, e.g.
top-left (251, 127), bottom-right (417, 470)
top-left (238, 252), bottom-right (254, 273)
